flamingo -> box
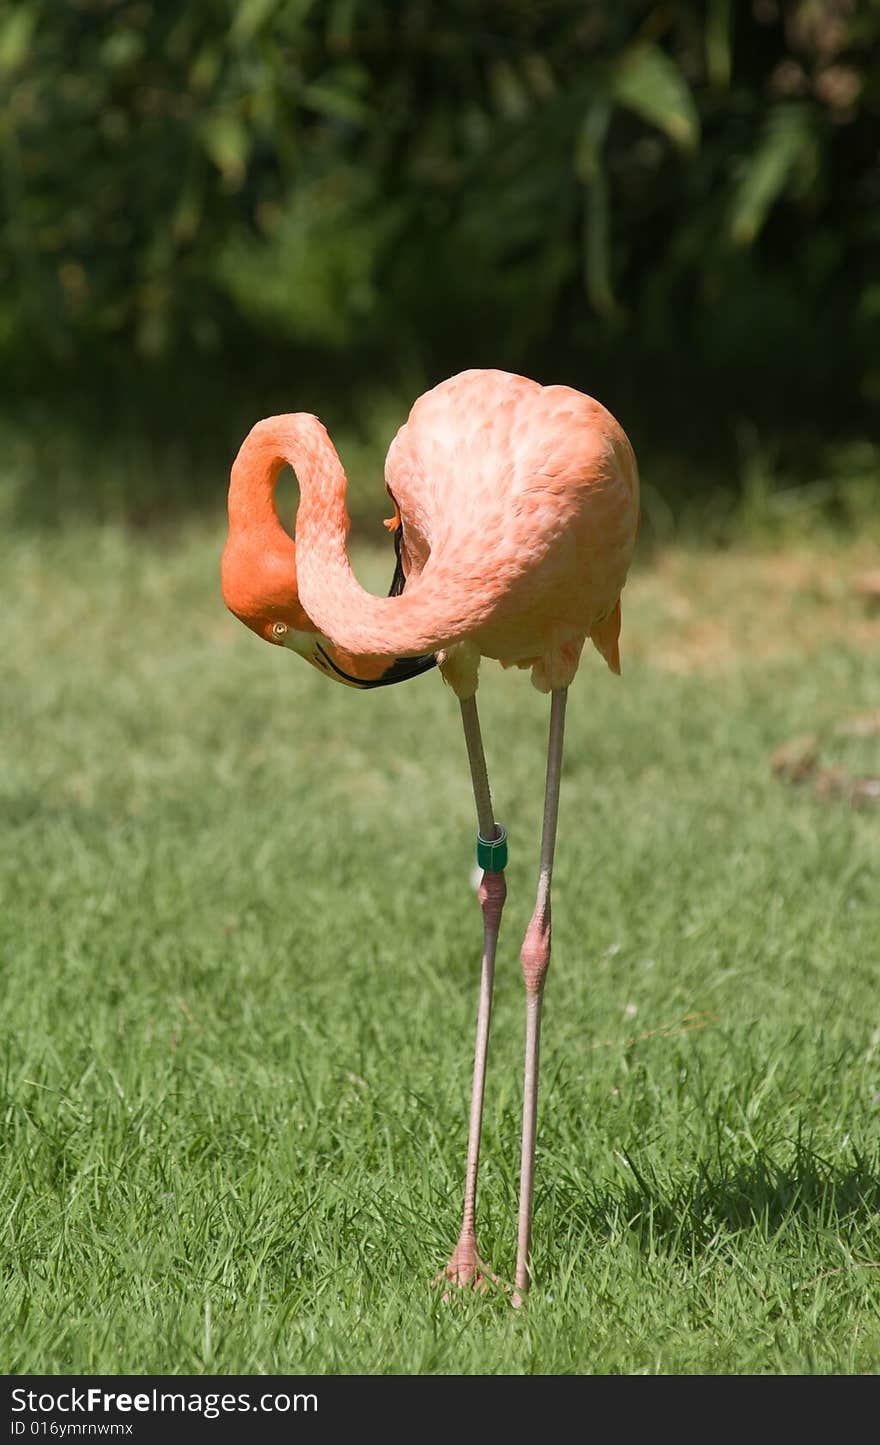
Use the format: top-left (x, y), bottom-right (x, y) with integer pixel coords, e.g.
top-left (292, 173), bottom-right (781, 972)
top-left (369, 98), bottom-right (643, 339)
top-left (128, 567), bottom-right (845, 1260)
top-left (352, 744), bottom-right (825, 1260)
top-left (221, 369), bottom-right (639, 1299)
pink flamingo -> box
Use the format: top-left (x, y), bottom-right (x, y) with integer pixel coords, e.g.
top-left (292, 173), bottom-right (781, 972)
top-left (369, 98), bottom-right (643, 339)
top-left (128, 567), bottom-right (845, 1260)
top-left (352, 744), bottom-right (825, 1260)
top-left (221, 369), bottom-right (639, 1299)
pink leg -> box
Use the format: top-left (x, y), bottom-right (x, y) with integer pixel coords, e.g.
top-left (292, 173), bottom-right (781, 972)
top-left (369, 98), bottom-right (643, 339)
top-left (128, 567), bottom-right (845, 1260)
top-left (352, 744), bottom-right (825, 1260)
top-left (514, 686), bottom-right (568, 1301)
top-left (434, 694), bottom-right (506, 1291)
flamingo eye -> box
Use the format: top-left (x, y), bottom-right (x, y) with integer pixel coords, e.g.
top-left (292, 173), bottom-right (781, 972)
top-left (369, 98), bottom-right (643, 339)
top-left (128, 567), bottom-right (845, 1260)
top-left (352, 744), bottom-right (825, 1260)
top-left (271, 622), bottom-right (288, 641)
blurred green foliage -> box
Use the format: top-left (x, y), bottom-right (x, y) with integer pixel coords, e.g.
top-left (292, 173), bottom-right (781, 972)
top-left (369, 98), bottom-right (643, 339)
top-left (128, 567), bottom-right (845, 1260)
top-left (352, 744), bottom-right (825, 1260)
top-left (0, 0), bottom-right (878, 523)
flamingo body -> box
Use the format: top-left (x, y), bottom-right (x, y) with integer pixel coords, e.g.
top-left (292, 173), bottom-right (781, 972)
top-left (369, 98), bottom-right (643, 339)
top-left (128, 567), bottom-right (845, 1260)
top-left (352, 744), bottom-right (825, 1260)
top-left (385, 370), bottom-right (638, 691)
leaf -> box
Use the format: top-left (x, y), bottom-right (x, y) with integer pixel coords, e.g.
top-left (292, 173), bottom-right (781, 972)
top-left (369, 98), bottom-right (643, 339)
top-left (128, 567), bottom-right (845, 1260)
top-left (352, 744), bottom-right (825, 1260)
top-left (706, 0), bottom-right (732, 89)
top-left (199, 113), bottom-right (250, 188)
top-left (189, 45), bottom-right (221, 93)
top-left (100, 30), bottom-right (146, 70)
top-left (488, 59), bottom-right (531, 120)
top-left (574, 95), bottom-right (610, 185)
top-left (576, 99), bottom-right (616, 315)
top-left (0, 8), bottom-right (36, 74)
top-left (301, 68), bottom-right (370, 125)
top-left (327, 0), bottom-right (360, 50)
top-left (613, 43), bottom-right (700, 151)
top-left (729, 105), bottom-right (814, 246)
top-left (230, 0), bottom-right (284, 44)
top-left (583, 164), bottom-right (615, 315)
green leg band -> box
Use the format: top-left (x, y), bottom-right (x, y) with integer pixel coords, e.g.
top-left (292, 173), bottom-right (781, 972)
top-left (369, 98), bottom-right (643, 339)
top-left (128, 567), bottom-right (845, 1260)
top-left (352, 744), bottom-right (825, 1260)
top-left (477, 825), bottom-right (508, 872)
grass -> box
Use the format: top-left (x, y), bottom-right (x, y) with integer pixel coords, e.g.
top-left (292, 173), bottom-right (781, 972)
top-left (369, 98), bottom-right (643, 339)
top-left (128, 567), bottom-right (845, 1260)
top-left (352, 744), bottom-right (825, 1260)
top-left (2, 519), bottom-right (880, 1374)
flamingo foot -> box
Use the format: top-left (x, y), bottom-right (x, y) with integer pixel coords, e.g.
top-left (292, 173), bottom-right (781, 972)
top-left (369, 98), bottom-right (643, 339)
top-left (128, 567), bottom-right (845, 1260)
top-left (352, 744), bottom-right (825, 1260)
top-left (431, 1234), bottom-right (507, 1299)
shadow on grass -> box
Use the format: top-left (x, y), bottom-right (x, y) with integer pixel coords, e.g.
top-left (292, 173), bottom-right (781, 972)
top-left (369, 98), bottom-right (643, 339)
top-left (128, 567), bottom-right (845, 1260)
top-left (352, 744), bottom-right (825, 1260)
top-left (556, 1141), bottom-right (880, 1254)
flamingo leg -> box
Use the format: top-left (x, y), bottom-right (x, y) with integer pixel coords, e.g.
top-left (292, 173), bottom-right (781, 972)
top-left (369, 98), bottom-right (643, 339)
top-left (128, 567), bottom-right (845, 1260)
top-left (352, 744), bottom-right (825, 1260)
top-left (434, 693), bottom-right (507, 1291)
top-left (514, 686), bottom-right (568, 1301)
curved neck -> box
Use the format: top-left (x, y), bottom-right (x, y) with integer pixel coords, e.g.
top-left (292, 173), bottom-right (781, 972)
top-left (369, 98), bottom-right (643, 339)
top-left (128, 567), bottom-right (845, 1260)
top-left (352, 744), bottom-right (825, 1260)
top-left (228, 413), bottom-right (344, 540)
top-left (234, 413), bottom-right (466, 659)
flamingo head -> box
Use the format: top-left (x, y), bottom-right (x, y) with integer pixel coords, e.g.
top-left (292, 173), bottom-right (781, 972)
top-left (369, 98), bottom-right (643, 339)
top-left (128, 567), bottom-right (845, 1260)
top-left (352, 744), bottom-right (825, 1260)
top-left (220, 532), bottom-right (436, 689)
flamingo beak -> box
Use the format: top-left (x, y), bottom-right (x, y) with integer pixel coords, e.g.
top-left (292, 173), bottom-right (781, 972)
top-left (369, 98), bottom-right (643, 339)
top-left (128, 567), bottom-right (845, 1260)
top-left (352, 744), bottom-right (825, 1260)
top-left (274, 628), bottom-right (435, 688)
top-left (313, 644), bottom-right (437, 689)
top-left (276, 535), bottom-right (438, 687)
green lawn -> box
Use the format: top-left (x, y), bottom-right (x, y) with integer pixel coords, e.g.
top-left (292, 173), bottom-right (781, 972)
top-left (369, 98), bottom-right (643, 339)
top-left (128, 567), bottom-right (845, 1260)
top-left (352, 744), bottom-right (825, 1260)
top-left (2, 522), bottom-right (879, 1374)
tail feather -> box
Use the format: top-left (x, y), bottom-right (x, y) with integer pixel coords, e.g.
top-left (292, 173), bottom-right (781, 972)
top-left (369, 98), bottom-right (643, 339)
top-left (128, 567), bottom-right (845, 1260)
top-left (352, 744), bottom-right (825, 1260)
top-left (590, 598), bottom-right (622, 675)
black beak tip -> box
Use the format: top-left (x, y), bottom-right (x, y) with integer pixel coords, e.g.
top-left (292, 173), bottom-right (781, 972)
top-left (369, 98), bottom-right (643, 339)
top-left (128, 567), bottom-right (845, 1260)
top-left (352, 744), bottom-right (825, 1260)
top-left (375, 653), bottom-right (438, 687)
top-left (316, 642), bottom-right (437, 689)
